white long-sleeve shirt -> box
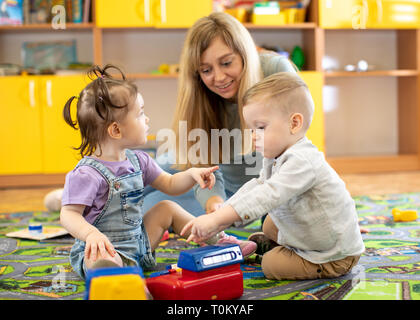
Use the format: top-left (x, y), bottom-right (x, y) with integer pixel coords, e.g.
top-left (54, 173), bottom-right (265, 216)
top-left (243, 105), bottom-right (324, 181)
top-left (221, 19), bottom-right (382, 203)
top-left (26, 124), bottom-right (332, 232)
top-left (226, 137), bottom-right (365, 264)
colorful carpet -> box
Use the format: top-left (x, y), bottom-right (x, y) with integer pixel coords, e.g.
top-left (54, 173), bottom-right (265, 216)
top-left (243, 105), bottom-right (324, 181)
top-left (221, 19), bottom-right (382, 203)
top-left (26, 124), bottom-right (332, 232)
top-left (0, 192), bottom-right (419, 300)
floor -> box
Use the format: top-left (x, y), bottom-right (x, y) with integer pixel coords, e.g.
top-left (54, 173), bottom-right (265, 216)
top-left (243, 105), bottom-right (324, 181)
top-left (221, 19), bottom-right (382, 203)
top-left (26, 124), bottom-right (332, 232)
top-left (1, 171), bottom-right (420, 213)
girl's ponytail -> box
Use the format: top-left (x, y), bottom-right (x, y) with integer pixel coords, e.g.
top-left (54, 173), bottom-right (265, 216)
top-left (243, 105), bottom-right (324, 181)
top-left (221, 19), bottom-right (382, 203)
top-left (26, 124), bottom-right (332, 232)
top-left (88, 64), bottom-right (126, 81)
top-left (87, 64), bottom-right (128, 121)
top-left (63, 96), bottom-right (78, 129)
top-left (64, 64), bottom-right (137, 158)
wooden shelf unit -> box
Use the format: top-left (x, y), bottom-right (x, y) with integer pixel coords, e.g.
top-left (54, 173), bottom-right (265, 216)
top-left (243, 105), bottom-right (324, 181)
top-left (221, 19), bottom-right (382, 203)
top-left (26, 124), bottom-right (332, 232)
top-left (1, 0), bottom-right (420, 187)
top-left (324, 27), bottom-right (420, 174)
top-left (242, 22), bottom-right (317, 29)
top-left (325, 70), bottom-right (419, 77)
top-left (0, 23), bottom-right (94, 31)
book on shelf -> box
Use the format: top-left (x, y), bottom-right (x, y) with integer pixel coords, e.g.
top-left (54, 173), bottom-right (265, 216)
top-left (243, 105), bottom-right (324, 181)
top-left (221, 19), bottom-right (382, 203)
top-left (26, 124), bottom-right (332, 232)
top-left (0, 0), bottom-right (24, 25)
top-left (5, 0), bottom-right (92, 25)
top-left (23, 0), bottom-right (29, 24)
top-left (28, 0), bottom-right (50, 24)
top-left (71, 0), bottom-right (81, 23)
top-left (82, 0), bottom-right (89, 23)
top-left (68, 0), bottom-right (91, 24)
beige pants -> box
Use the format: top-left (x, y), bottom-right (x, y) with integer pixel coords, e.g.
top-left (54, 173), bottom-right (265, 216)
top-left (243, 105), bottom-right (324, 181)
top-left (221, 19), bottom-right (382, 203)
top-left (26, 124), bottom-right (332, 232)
top-left (261, 215), bottom-right (360, 280)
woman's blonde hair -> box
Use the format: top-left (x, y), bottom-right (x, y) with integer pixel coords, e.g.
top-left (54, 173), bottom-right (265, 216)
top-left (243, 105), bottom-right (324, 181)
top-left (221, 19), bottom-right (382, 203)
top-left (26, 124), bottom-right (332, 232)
top-left (172, 12), bottom-right (262, 169)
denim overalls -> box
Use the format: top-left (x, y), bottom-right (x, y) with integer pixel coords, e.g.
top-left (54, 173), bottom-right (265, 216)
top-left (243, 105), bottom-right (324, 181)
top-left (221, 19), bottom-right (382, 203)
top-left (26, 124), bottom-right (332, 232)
top-left (69, 149), bottom-right (156, 279)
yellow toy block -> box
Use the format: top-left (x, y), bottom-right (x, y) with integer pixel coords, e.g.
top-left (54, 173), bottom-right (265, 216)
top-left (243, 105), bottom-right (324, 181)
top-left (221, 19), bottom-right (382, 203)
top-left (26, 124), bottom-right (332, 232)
top-left (391, 208), bottom-right (418, 222)
top-left (85, 266), bottom-right (147, 300)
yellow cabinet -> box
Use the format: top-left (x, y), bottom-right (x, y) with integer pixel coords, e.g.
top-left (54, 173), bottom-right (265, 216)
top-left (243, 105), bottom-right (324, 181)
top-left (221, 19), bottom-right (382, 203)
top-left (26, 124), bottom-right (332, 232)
top-left (96, 0), bottom-right (212, 28)
top-left (319, 0), bottom-right (420, 29)
top-left (96, 0), bottom-right (155, 28)
top-left (154, 0), bottom-right (213, 28)
top-left (372, 0), bottom-right (420, 29)
top-left (0, 75), bottom-right (87, 175)
top-left (319, 0), bottom-right (358, 28)
top-left (38, 76), bottom-right (87, 174)
top-left (299, 72), bottom-right (325, 153)
top-left (0, 76), bottom-right (43, 174)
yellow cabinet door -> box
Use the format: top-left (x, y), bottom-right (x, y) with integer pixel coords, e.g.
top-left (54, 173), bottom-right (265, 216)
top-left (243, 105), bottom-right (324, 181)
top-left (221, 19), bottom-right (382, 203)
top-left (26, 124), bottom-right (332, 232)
top-left (299, 72), bottom-right (325, 153)
top-left (319, 0), bottom-right (361, 29)
top-left (39, 75), bottom-right (88, 173)
top-left (369, 0), bottom-right (420, 29)
top-left (320, 0), bottom-right (420, 29)
top-left (96, 0), bottom-right (154, 27)
top-left (154, 0), bottom-right (212, 28)
top-left (0, 76), bottom-right (43, 174)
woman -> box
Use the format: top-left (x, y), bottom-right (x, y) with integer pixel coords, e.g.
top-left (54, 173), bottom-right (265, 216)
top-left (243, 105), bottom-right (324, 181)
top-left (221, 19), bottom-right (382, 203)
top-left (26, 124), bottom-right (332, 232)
top-left (142, 12), bottom-right (296, 216)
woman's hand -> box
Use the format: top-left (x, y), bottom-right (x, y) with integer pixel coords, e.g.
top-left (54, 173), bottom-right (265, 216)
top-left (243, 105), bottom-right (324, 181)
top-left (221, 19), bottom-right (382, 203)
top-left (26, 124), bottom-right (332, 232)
top-left (84, 230), bottom-right (116, 262)
top-left (188, 166), bottom-right (219, 190)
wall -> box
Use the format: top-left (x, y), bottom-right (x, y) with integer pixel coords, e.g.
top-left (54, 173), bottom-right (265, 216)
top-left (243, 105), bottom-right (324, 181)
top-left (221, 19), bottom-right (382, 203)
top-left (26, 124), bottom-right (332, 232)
top-left (0, 28), bottom-right (400, 157)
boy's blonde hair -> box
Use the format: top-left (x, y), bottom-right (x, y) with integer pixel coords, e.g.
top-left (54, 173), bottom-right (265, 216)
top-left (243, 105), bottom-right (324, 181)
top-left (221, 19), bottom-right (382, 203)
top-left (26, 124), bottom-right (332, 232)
top-left (172, 12), bottom-right (263, 169)
top-left (242, 72), bottom-right (314, 131)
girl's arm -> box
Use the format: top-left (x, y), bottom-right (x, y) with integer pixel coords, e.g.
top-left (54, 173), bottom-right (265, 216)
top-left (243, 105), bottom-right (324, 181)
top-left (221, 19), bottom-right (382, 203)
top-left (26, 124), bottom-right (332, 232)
top-left (60, 204), bottom-right (97, 240)
top-left (151, 166), bottom-right (219, 196)
top-left (60, 204), bottom-right (116, 261)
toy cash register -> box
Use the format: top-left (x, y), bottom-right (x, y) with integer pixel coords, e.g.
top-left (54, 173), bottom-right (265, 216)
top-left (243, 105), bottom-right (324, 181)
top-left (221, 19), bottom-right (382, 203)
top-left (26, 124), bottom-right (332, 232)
top-left (146, 244), bottom-right (244, 300)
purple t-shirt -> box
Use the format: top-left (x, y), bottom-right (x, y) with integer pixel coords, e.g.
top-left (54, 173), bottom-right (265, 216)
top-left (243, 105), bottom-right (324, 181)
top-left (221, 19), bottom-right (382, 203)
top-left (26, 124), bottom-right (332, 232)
top-left (62, 150), bottom-right (163, 224)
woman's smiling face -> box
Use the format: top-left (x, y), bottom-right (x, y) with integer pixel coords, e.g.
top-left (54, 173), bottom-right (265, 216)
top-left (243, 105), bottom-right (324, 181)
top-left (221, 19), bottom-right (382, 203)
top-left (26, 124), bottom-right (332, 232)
top-left (198, 36), bottom-right (244, 100)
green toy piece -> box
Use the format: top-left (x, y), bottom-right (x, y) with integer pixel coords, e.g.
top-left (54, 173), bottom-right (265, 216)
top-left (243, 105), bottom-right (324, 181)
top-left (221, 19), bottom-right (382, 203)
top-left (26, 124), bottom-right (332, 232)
top-left (291, 46), bottom-right (305, 71)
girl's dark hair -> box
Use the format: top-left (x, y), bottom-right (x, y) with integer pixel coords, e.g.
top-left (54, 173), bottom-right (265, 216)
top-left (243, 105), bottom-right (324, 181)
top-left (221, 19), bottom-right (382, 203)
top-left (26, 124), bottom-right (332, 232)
top-left (63, 64), bottom-right (138, 158)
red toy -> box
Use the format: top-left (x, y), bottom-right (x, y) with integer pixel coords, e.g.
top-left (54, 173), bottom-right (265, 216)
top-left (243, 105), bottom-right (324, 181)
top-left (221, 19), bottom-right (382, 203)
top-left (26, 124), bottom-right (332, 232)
top-left (146, 244), bottom-right (244, 300)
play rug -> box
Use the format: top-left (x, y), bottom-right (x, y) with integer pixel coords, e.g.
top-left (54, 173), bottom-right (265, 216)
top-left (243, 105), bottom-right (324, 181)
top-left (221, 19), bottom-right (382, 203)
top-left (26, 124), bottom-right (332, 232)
top-left (0, 192), bottom-right (419, 300)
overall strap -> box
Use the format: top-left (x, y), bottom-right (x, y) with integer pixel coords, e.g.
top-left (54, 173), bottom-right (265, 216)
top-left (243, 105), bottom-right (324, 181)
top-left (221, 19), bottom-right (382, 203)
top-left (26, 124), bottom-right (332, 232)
top-left (75, 157), bottom-right (116, 184)
top-left (125, 149), bottom-right (142, 172)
